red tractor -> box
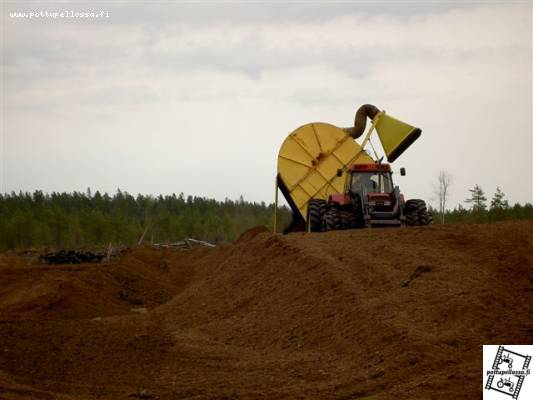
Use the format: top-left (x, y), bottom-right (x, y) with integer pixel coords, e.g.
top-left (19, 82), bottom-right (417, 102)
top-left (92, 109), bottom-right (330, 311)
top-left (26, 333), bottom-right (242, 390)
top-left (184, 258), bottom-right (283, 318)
top-left (306, 162), bottom-right (432, 231)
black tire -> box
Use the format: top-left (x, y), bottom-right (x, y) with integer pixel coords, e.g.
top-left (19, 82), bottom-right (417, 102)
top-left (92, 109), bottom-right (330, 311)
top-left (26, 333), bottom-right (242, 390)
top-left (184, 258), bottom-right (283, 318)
top-left (338, 210), bottom-right (357, 230)
top-left (405, 211), bottom-right (419, 226)
top-left (415, 200), bottom-right (431, 226)
top-left (405, 199), bottom-right (432, 226)
top-left (351, 193), bottom-right (366, 228)
top-left (324, 207), bottom-right (340, 231)
top-left (404, 199), bottom-right (419, 226)
top-left (308, 199), bottom-right (326, 232)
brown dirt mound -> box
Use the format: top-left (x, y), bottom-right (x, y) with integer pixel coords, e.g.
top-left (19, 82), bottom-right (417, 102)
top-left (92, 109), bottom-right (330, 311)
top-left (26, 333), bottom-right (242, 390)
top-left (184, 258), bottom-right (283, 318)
top-left (0, 246), bottom-right (193, 320)
top-left (0, 221), bottom-right (531, 399)
top-left (234, 225), bottom-right (270, 244)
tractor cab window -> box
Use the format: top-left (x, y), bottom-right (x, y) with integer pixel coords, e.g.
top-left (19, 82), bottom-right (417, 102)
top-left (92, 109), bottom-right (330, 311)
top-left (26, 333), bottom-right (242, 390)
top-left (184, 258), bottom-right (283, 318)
top-left (351, 172), bottom-right (393, 193)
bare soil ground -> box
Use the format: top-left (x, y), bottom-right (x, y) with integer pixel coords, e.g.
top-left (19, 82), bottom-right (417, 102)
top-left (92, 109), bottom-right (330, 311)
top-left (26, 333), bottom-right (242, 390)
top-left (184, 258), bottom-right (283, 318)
top-left (0, 221), bottom-right (531, 399)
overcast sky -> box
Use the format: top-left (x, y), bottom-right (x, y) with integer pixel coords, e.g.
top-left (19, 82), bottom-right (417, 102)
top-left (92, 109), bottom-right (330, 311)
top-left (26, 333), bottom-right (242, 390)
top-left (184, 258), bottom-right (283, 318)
top-left (1, 1), bottom-right (532, 209)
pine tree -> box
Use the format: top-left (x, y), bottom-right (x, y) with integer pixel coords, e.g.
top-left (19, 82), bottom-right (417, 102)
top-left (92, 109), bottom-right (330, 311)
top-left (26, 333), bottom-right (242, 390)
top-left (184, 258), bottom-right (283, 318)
top-left (490, 187), bottom-right (509, 210)
top-left (465, 185), bottom-right (487, 211)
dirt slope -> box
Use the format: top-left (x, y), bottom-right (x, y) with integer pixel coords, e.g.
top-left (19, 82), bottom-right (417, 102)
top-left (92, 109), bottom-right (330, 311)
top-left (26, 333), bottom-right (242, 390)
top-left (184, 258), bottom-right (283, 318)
top-left (0, 221), bottom-right (531, 399)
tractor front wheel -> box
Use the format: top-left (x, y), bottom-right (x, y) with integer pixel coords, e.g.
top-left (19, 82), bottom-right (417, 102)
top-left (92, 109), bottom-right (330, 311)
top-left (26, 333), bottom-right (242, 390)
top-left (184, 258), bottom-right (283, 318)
top-left (324, 207), bottom-right (341, 231)
top-left (308, 199), bottom-right (326, 232)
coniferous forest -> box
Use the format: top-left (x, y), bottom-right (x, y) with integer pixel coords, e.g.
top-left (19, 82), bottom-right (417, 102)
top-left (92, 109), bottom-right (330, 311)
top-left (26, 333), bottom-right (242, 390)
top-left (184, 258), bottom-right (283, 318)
top-left (0, 188), bottom-right (531, 250)
top-left (0, 190), bottom-right (291, 250)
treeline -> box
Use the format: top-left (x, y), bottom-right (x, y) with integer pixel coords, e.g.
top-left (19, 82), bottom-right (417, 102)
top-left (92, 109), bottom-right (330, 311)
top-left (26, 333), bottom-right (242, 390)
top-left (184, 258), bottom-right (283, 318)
top-left (430, 203), bottom-right (533, 224)
top-left (430, 185), bottom-right (533, 224)
top-left (0, 190), bottom-right (291, 250)
top-left (1, 187), bottom-right (531, 251)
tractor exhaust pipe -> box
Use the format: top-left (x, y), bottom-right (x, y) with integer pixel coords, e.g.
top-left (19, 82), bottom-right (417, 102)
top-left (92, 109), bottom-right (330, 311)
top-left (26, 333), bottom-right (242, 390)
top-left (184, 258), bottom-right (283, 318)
top-left (344, 104), bottom-right (380, 139)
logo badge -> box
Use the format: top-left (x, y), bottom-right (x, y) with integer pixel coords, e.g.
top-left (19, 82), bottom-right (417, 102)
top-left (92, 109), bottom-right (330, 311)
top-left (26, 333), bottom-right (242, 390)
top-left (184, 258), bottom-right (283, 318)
top-left (484, 345), bottom-right (532, 399)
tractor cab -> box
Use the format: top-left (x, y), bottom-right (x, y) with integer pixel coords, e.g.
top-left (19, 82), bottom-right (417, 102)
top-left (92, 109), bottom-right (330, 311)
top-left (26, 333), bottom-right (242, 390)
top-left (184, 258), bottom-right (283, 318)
top-left (349, 163), bottom-right (394, 194)
top-left (345, 163), bottom-right (403, 227)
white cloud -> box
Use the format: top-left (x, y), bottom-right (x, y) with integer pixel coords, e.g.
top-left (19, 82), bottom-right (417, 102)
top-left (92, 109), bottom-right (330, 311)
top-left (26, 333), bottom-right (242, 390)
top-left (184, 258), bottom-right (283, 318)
top-left (2, 2), bottom-right (531, 208)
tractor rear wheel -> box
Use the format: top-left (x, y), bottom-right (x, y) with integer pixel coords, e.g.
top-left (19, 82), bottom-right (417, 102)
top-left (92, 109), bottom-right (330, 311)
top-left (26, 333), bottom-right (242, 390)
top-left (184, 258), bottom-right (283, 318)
top-left (405, 210), bottom-right (419, 226)
top-left (339, 210), bottom-right (357, 230)
top-left (415, 200), bottom-right (431, 225)
top-left (405, 199), bottom-right (432, 226)
top-left (405, 200), bottom-right (419, 226)
top-left (308, 199), bottom-right (326, 232)
top-left (324, 207), bottom-right (341, 231)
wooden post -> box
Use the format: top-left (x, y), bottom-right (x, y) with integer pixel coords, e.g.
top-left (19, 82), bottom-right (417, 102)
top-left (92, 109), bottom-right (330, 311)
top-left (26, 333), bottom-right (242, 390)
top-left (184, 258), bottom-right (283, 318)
top-left (273, 176), bottom-right (278, 234)
top-left (138, 223), bottom-right (150, 245)
top-left (106, 242), bottom-right (113, 262)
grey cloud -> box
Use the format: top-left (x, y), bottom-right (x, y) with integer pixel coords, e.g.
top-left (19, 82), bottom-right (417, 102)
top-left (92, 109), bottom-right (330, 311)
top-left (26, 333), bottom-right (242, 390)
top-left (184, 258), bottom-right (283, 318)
top-left (2, 2), bottom-right (531, 206)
